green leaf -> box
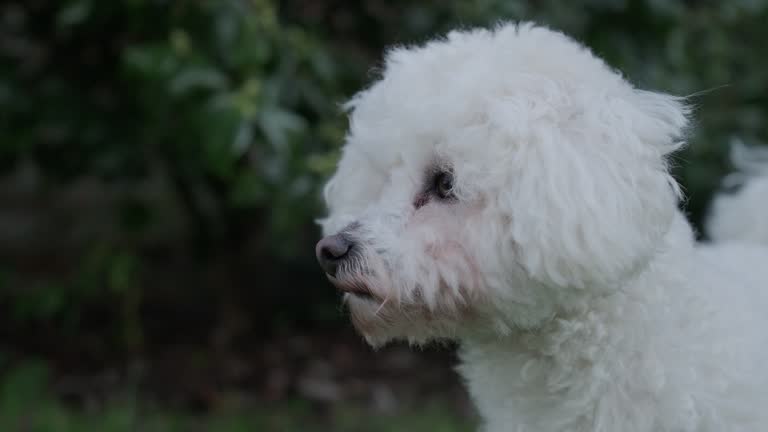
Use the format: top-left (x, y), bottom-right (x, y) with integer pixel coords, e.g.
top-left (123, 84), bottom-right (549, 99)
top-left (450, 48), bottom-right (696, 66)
top-left (200, 100), bottom-right (243, 179)
top-left (169, 67), bottom-right (228, 95)
top-left (257, 108), bottom-right (307, 149)
top-left (56, 0), bottom-right (92, 29)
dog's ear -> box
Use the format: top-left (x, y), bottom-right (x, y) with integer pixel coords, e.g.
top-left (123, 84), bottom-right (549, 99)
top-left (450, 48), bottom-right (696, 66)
top-left (496, 89), bottom-right (689, 290)
top-left (628, 89), bottom-right (690, 156)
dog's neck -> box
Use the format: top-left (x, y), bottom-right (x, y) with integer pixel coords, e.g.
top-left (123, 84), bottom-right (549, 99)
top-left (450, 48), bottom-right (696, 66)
top-left (457, 213), bottom-right (699, 431)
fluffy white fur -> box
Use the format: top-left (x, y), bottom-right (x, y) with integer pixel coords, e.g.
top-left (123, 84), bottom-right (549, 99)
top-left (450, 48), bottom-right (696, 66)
top-left (317, 23), bottom-right (768, 431)
top-left (708, 142), bottom-right (768, 244)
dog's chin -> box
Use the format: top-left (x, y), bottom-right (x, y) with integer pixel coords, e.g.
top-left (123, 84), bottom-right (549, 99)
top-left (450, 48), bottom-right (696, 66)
top-left (341, 291), bottom-right (397, 347)
top-left (326, 274), bottom-right (378, 301)
top-left (326, 273), bottom-right (405, 346)
top-left (328, 272), bottom-right (476, 347)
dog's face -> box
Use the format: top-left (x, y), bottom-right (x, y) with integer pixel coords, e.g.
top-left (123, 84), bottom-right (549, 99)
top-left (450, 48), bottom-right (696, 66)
top-left (317, 24), bottom-right (688, 346)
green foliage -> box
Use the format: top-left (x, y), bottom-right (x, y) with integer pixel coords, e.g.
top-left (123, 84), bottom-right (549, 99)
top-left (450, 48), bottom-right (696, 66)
top-left (1, 0), bottom-right (351, 351)
top-left (2, 244), bottom-right (142, 350)
top-left (1, 0), bottom-right (347, 251)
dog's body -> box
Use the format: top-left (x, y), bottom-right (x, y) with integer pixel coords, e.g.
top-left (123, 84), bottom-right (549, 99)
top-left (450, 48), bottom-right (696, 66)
top-left (315, 23), bottom-right (768, 431)
top-left (461, 233), bottom-right (768, 431)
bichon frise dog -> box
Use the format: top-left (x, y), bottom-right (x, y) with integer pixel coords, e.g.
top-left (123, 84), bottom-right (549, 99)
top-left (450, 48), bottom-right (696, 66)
top-left (315, 23), bottom-right (768, 431)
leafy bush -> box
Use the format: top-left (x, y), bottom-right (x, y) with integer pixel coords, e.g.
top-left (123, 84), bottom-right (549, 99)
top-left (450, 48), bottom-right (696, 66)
top-left (1, 0), bottom-right (349, 349)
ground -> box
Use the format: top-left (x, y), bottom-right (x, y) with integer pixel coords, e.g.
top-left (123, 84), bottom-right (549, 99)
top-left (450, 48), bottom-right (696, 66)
top-left (1, 328), bottom-right (476, 431)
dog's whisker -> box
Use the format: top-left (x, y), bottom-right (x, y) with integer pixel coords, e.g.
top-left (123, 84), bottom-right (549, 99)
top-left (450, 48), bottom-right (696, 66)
top-left (374, 296), bottom-right (390, 316)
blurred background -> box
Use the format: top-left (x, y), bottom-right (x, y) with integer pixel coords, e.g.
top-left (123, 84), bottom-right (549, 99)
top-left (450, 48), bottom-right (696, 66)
top-left (0, 0), bottom-right (766, 430)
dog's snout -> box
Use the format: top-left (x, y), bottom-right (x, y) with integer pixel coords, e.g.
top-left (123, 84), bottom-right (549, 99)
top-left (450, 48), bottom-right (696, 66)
top-left (316, 234), bottom-right (353, 276)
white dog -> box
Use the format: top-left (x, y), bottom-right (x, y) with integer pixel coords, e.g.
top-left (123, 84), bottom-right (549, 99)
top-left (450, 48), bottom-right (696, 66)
top-left (315, 23), bottom-right (768, 431)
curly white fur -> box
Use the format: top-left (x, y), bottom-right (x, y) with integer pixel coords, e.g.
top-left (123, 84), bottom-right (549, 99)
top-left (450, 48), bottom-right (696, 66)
top-left (318, 23), bottom-right (768, 431)
top-left (707, 142), bottom-right (768, 244)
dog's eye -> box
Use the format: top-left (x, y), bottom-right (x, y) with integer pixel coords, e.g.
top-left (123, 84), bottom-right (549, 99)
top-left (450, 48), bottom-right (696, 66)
top-left (434, 171), bottom-right (454, 199)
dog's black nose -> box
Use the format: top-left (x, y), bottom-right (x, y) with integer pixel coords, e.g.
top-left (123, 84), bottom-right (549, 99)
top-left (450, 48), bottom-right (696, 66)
top-left (316, 234), bottom-right (353, 276)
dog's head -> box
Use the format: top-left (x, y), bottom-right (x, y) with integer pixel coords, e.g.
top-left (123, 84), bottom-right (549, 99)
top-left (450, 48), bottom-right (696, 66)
top-left (317, 23), bottom-right (688, 346)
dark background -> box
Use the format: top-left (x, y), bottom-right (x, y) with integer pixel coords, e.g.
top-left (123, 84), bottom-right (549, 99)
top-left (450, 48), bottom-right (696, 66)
top-left (1, 0), bottom-right (766, 430)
